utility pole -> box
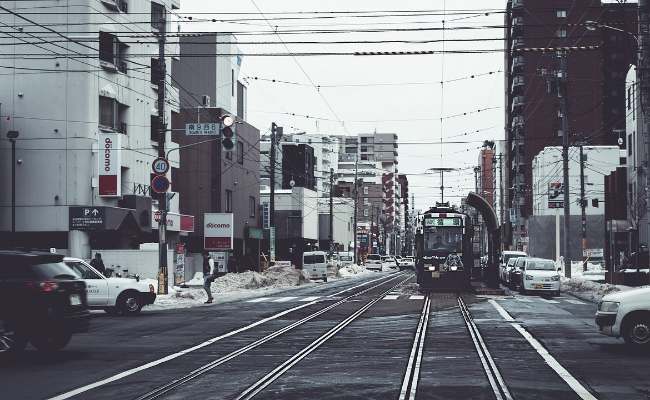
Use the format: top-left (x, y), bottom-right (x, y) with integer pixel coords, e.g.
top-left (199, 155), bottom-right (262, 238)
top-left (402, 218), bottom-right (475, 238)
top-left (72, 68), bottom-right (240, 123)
top-left (559, 50), bottom-right (572, 278)
top-left (498, 155), bottom-right (504, 230)
top-left (370, 206), bottom-right (375, 254)
top-left (328, 167), bottom-right (334, 258)
top-left (411, 193), bottom-right (415, 256)
top-left (579, 144), bottom-right (588, 271)
top-left (353, 155), bottom-right (359, 264)
top-left (640, 0), bottom-right (650, 257)
top-left (156, 9), bottom-right (168, 295)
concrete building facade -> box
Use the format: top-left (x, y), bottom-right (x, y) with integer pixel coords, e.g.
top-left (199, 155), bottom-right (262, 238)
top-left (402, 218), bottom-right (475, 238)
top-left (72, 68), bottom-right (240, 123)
top-left (0, 0), bottom-right (182, 258)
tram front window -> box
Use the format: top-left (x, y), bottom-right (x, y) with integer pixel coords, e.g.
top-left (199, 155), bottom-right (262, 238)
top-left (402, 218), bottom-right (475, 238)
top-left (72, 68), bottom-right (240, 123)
top-left (424, 227), bottom-right (463, 254)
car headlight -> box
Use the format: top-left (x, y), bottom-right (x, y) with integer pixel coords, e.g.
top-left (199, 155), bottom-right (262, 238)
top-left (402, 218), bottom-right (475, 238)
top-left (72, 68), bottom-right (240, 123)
top-left (525, 274), bottom-right (534, 280)
top-left (450, 266), bottom-right (458, 271)
top-left (551, 275), bottom-right (560, 281)
top-left (598, 301), bottom-right (619, 313)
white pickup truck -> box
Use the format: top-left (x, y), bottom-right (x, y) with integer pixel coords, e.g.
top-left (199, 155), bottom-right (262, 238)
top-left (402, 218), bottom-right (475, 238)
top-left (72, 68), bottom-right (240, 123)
top-left (596, 286), bottom-right (650, 348)
top-left (64, 257), bottom-right (156, 315)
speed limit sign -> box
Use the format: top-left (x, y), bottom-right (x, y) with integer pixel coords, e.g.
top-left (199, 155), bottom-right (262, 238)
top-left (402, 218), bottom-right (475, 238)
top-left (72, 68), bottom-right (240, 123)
top-left (152, 157), bottom-right (170, 175)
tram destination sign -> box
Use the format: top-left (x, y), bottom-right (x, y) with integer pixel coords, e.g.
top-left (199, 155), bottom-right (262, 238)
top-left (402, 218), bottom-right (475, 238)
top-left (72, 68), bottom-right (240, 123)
top-left (424, 217), bottom-right (462, 227)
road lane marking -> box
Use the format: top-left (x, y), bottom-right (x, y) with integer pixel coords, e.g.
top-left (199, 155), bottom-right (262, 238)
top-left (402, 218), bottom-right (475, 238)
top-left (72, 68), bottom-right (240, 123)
top-left (565, 299), bottom-right (586, 305)
top-left (514, 297), bottom-right (532, 303)
top-left (383, 295), bottom-right (400, 300)
top-left (246, 298), bottom-right (271, 303)
top-left (539, 298), bottom-right (559, 304)
top-left (489, 300), bottom-right (599, 400)
top-left (48, 272), bottom-right (407, 400)
top-left (299, 296), bottom-right (320, 302)
top-left (272, 296), bottom-right (299, 302)
top-left (409, 295), bottom-right (425, 300)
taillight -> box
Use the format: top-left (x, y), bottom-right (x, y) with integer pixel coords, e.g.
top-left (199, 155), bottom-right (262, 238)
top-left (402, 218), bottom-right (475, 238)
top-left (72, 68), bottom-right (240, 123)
top-left (39, 281), bottom-right (59, 292)
top-left (149, 284), bottom-right (155, 293)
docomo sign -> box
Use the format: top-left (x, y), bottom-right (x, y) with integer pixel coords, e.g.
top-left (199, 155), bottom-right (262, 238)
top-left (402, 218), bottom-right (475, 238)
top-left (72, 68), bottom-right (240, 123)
top-left (204, 213), bottom-right (233, 250)
top-left (98, 133), bottom-right (121, 197)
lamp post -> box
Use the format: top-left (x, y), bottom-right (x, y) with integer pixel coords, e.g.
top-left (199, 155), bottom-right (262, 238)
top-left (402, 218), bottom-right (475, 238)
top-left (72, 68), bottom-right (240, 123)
top-left (584, 20), bottom-right (640, 47)
top-left (6, 130), bottom-right (19, 234)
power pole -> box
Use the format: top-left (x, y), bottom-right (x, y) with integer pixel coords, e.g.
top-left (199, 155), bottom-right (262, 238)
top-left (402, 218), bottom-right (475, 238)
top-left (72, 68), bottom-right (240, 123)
top-left (156, 9), bottom-right (168, 295)
top-left (559, 50), bottom-right (572, 278)
top-left (411, 193), bottom-right (415, 256)
top-left (270, 123), bottom-right (278, 229)
top-left (640, 0), bottom-right (650, 258)
top-left (370, 206), bottom-right (375, 254)
top-left (328, 167), bottom-right (334, 257)
top-left (353, 155), bottom-right (359, 264)
top-left (498, 155), bottom-right (504, 230)
top-left (579, 144), bottom-right (587, 271)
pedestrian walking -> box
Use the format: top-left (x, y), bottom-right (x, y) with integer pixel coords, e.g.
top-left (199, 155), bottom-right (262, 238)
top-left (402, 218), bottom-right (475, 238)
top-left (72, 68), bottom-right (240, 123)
top-left (203, 252), bottom-right (216, 304)
top-left (90, 253), bottom-right (106, 276)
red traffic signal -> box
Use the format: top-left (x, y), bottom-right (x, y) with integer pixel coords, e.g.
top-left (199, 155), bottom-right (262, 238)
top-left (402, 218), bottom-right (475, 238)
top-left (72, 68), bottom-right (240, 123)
top-left (221, 114), bottom-right (236, 150)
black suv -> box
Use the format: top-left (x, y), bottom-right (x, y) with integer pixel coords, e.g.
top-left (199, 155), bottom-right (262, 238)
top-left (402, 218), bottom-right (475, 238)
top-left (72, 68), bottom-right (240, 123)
top-left (0, 250), bottom-right (91, 353)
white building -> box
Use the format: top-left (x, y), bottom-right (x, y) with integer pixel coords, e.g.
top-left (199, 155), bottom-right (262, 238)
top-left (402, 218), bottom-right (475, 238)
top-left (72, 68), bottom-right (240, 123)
top-left (318, 198), bottom-right (354, 251)
top-left (532, 146), bottom-right (621, 216)
top-left (0, 0), bottom-right (182, 258)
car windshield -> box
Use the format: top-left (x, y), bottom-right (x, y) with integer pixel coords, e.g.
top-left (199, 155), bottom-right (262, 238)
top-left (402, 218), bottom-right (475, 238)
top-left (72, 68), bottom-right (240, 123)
top-left (367, 255), bottom-right (381, 260)
top-left (504, 253), bottom-right (526, 263)
top-left (340, 256), bottom-right (352, 261)
top-left (424, 227), bottom-right (462, 253)
top-left (65, 261), bottom-right (103, 279)
top-left (304, 255), bottom-right (326, 264)
top-left (527, 260), bottom-right (556, 271)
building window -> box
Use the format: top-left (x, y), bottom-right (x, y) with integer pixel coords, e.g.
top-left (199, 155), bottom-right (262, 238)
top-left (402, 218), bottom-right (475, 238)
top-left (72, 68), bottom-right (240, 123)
top-left (99, 96), bottom-right (128, 134)
top-left (363, 209), bottom-right (369, 217)
top-left (151, 1), bottom-right (166, 31)
top-left (364, 197), bottom-right (369, 205)
top-left (556, 9), bottom-right (567, 18)
top-left (361, 154), bottom-right (368, 161)
top-left (363, 186), bottom-right (369, 195)
top-left (226, 190), bottom-right (233, 212)
top-left (556, 28), bottom-right (567, 38)
top-left (99, 32), bottom-right (127, 73)
top-left (249, 196), bottom-right (256, 217)
top-left (360, 137), bottom-right (367, 143)
top-left (361, 146), bottom-right (368, 152)
top-left (237, 141), bottom-right (244, 164)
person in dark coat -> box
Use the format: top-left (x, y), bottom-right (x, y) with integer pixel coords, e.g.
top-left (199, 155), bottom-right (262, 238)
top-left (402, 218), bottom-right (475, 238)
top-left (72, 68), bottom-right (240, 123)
top-left (90, 253), bottom-right (106, 276)
top-left (203, 252), bottom-right (215, 304)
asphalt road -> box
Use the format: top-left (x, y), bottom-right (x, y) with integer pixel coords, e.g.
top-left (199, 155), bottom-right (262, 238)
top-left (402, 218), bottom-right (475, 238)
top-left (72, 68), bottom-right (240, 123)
top-left (1, 272), bottom-right (648, 400)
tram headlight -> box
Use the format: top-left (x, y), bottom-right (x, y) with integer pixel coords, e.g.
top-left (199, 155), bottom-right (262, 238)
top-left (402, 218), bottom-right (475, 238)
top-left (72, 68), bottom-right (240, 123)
top-left (450, 266), bottom-right (458, 271)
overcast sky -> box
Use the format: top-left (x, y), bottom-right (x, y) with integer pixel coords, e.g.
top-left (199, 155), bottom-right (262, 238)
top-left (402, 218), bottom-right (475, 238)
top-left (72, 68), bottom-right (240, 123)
top-left (179, 0), bottom-right (508, 209)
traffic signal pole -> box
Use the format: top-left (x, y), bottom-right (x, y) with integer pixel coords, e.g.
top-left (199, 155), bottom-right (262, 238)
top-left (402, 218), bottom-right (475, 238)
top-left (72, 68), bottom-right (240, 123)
top-left (156, 11), bottom-right (168, 295)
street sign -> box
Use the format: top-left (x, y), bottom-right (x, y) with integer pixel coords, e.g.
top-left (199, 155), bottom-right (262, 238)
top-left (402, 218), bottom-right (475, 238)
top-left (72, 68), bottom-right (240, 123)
top-left (185, 122), bottom-right (219, 136)
top-left (152, 157), bottom-right (170, 175)
top-left (69, 206), bottom-right (105, 231)
top-left (98, 133), bottom-right (121, 197)
top-left (548, 182), bottom-right (564, 208)
top-left (151, 175), bottom-right (170, 194)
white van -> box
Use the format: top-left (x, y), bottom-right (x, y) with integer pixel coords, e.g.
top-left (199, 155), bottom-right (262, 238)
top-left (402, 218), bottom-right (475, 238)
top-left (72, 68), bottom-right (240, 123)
top-left (337, 252), bottom-right (354, 267)
top-left (303, 251), bottom-right (328, 282)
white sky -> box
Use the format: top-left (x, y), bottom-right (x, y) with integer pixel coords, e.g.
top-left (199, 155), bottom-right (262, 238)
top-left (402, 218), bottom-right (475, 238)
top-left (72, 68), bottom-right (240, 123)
top-left (179, 0), bottom-right (508, 209)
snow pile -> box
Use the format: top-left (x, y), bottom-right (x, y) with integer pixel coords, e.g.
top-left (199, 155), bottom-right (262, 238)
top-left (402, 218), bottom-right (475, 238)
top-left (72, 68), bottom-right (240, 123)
top-left (144, 266), bottom-right (312, 310)
top-left (561, 277), bottom-right (633, 302)
top-left (337, 264), bottom-right (373, 278)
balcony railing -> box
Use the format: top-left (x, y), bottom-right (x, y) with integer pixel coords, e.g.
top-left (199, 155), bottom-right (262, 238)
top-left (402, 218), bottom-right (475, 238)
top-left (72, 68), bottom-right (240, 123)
top-left (512, 0), bottom-right (523, 9)
top-left (511, 75), bottom-right (524, 92)
top-left (511, 55), bottom-right (525, 70)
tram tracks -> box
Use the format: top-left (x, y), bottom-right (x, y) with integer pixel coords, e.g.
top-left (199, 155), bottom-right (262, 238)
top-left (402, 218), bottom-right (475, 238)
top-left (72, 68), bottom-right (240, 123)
top-left (133, 272), bottom-right (413, 400)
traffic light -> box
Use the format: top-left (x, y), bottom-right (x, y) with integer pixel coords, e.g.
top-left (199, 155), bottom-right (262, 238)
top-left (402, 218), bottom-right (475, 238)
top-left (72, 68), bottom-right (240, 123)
top-left (592, 198), bottom-right (599, 208)
top-left (221, 114), bottom-right (236, 151)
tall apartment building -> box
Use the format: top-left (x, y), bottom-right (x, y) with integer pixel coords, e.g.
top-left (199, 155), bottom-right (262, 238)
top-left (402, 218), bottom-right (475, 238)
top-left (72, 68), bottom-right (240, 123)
top-left (504, 0), bottom-right (636, 249)
top-left (0, 0), bottom-right (183, 258)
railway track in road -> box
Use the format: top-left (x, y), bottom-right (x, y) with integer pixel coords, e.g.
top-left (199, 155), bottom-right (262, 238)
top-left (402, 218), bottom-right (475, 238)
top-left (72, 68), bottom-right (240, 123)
top-left (399, 295), bottom-right (513, 400)
top-left (132, 272), bottom-right (414, 400)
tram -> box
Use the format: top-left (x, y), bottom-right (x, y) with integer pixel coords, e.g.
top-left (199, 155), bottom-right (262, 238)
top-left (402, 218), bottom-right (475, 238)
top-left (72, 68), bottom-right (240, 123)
top-left (415, 202), bottom-right (473, 291)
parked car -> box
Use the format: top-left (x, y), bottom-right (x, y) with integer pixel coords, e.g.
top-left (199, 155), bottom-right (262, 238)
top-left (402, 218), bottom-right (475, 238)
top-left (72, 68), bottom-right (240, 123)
top-left (0, 250), bottom-right (90, 353)
top-left (337, 252), bottom-right (354, 267)
top-left (500, 257), bottom-right (521, 284)
top-left (499, 251), bottom-right (527, 283)
top-left (517, 258), bottom-right (561, 296)
top-left (381, 255), bottom-right (398, 270)
top-left (365, 254), bottom-right (383, 271)
top-left (596, 286), bottom-right (650, 348)
top-left (63, 257), bottom-right (156, 315)
top-left (399, 257), bottom-right (415, 270)
top-left (303, 251), bottom-right (328, 282)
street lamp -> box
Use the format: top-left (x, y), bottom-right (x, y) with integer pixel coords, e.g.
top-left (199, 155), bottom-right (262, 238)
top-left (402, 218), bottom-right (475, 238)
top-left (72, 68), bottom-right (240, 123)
top-left (584, 20), bottom-right (640, 47)
top-left (6, 130), bottom-right (19, 233)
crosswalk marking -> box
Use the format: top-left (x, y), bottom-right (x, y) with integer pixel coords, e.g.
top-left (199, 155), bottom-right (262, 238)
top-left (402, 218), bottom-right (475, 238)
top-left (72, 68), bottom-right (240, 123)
top-left (273, 296), bottom-right (299, 302)
top-left (409, 295), bottom-right (425, 300)
top-left (538, 298), bottom-right (559, 304)
top-left (564, 299), bottom-right (586, 305)
top-left (515, 297), bottom-right (533, 303)
top-left (246, 297), bottom-right (271, 303)
top-left (299, 296), bottom-right (320, 302)
top-left (383, 295), bottom-right (400, 300)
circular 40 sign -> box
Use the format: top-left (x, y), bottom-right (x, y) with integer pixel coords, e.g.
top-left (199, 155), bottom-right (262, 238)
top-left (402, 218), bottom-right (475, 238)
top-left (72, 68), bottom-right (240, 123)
top-left (152, 157), bottom-right (170, 175)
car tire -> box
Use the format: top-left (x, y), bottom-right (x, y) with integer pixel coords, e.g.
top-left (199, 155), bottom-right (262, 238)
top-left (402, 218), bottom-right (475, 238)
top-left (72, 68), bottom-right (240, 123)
top-left (117, 291), bottom-right (143, 315)
top-left (31, 332), bottom-right (72, 352)
top-left (623, 316), bottom-right (650, 348)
